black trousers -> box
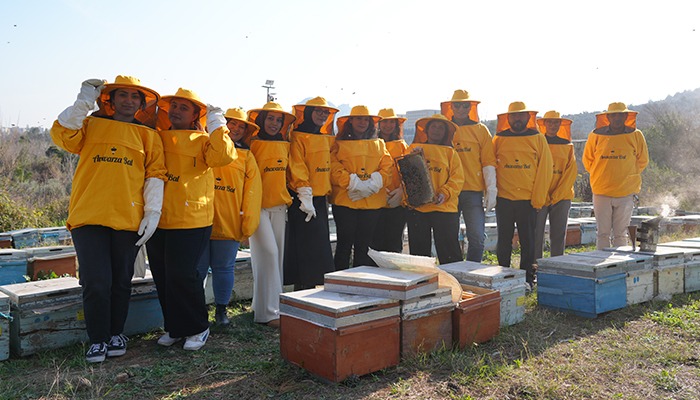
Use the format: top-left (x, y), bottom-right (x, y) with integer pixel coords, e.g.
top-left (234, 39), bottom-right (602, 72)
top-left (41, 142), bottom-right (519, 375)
top-left (146, 226), bottom-right (211, 338)
top-left (495, 197), bottom-right (537, 283)
top-left (332, 205), bottom-right (381, 270)
top-left (406, 210), bottom-right (462, 265)
top-left (370, 206), bottom-right (407, 254)
top-left (72, 225), bottom-right (139, 344)
top-left (284, 194), bottom-right (334, 288)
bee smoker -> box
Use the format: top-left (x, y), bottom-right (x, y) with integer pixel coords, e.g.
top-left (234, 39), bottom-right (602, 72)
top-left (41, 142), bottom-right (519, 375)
top-left (636, 216), bottom-right (663, 252)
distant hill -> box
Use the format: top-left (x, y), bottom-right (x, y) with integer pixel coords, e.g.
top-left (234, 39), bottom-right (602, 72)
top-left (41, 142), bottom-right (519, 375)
top-left (482, 88), bottom-right (700, 140)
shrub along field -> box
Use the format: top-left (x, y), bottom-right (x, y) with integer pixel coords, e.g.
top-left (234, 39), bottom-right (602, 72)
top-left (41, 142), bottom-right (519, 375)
top-left (2, 242), bottom-right (700, 400)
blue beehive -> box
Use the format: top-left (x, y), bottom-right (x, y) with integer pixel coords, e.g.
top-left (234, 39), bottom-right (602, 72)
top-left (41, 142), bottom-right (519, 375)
top-left (537, 254), bottom-right (629, 318)
top-left (0, 249), bottom-right (28, 285)
top-left (9, 229), bottom-right (39, 249)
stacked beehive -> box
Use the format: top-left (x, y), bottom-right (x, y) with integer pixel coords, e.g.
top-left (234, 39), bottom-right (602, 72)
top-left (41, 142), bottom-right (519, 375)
top-left (536, 237), bottom-right (700, 317)
top-left (281, 266), bottom-right (447, 382)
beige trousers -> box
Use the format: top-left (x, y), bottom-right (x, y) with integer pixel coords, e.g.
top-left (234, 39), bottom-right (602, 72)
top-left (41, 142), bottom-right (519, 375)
top-left (593, 194), bottom-right (634, 250)
top-left (249, 205), bottom-right (287, 323)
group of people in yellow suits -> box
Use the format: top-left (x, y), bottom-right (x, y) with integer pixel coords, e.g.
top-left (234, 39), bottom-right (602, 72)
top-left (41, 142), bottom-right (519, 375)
top-left (50, 76), bottom-right (648, 364)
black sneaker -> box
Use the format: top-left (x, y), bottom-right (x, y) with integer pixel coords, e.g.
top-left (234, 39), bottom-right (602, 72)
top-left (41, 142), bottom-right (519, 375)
top-left (107, 334), bottom-right (129, 357)
top-left (215, 304), bottom-right (230, 325)
top-left (86, 342), bottom-right (107, 363)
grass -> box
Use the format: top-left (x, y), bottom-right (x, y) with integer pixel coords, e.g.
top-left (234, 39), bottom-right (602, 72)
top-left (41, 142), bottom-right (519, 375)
top-left (3, 239), bottom-right (700, 399)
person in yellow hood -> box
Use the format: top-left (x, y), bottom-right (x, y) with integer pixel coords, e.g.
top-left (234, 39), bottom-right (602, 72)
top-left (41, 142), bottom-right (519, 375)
top-left (196, 108), bottom-right (262, 326)
top-left (285, 97), bottom-right (338, 289)
top-left (370, 108), bottom-right (409, 253)
top-left (583, 102), bottom-right (649, 249)
top-left (493, 102), bottom-right (553, 286)
top-left (441, 90), bottom-right (497, 262)
top-left (147, 88), bottom-right (236, 351)
top-left (330, 105), bottom-right (394, 269)
top-left (405, 114), bottom-right (465, 264)
top-left (534, 111), bottom-right (577, 259)
top-left (247, 102), bottom-right (296, 327)
top-left (50, 76), bottom-right (166, 363)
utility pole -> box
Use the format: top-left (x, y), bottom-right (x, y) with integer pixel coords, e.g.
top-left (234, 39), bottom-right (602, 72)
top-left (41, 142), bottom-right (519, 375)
top-left (262, 80), bottom-right (276, 103)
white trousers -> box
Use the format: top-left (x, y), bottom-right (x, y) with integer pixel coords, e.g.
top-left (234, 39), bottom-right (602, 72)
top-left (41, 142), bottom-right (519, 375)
top-left (593, 194), bottom-right (634, 250)
top-left (249, 205), bottom-right (287, 323)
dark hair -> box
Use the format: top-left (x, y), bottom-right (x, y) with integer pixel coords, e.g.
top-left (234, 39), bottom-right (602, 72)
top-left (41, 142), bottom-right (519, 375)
top-left (337, 116), bottom-right (377, 140)
top-left (254, 110), bottom-right (286, 141)
top-left (425, 120), bottom-right (450, 145)
top-left (294, 106), bottom-right (323, 134)
top-left (379, 119), bottom-right (401, 141)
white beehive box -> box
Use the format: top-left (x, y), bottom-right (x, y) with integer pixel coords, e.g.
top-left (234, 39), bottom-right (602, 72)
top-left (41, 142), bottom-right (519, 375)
top-left (0, 291), bottom-right (9, 361)
top-left (439, 261), bottom-right (526, 326)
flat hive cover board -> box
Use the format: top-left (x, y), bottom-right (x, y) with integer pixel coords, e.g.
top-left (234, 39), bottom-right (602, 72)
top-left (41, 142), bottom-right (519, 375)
top-left (24, 246), bottom-right (75, 258)
top-left (656, 245), bottom-right (700, 262)
top-left (604, 246), bottom-right (684, 266)
top-left (578, 250), bottom-right (654, 270)
top-left (279, 288), bottom-right (400, 329)
top-left (0, 277), bottom-right (81, 306)
top-left (439, 263), bottom-right (525, 289)
top-left (660, 241), bottom-right (700, 249)
top-left (0, 249), bottom-right (28, 263)
top-left (537, 254), bottom-right (631, 278)
top-left (324, 266), bottom-right (438, 300)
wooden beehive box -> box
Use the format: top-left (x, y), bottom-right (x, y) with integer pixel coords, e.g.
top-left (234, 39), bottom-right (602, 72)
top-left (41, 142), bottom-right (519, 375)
top-left (537, 254), bottom-right (627, 318)
top-left (452, 284), bottom-right (500, 348)
top-left (9, 229), bottom-right (39, 249)
top-left (324, 266), bottom-right (438, 300)
top-left (36, 227), bottom-right (71, 246)
top-left (0, 249), bottom-right (28, 285)
top-left (233, 250), bottom-right (253, 300)
top-left (657, 245), bottom-right (700, 293)
top-left (439, 261), bottom-right (526, 326)
top-left (279, 288), bottom-right (400, 382)
top-left (604, 246), bottom-right (686, 299)
top-left (575, 250), bottom-right (654, 305)
top-left (124, 270), bottom-right (163, 336)
top-left (0, 291), bottom-right (9, 361)
top-left (0, 277), bottom-right (86, 357)
top-left (399, 287), bottom-right (453, 357)
top-left (0, 233), bottom-right (12, 249)
top-left (27, 252), bottom-right (77, 280)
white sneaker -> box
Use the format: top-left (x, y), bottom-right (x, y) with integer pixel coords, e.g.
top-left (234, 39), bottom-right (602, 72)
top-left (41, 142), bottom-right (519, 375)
top-left (157, 332), bottom-right (182, 347)
top-left (183, 328), bottom-right (210, 351)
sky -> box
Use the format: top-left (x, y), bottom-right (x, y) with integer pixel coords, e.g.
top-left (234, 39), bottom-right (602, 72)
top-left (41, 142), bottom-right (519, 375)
top-left (1, 0), bottom-right (699, 129)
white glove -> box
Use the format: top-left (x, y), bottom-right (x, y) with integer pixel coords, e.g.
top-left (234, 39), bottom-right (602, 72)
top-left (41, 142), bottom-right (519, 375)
top-left (483, 165), bottom-right (497, 211)
top-left (366, 172), bottom-right (383, 195)
top-left (386, 187), bottom-right (404, 208)
top-left (297, 186), bottom-right (316, 222)
top-left (57, 79), bottom-right (106, 130)
top-left (135, 178), bottom-right (164, 246)
top-left (206, 104), bottom-right (226, 132)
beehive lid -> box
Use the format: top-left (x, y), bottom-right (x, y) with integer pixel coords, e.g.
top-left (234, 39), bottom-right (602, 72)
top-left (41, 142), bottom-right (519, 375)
top-left (656, 245), bottom-right (700, 262)
top-left (0, 277), bottom-right (81, 305)
top-left (0, 249), bottom-right (28, 263)
top-left (400, 287), bottom-right (453, 316)
top-left (24, 246), bottom-right (75, 259)
top-left (439, 263), bottom-right (525, 289)
top-left (9, 228), bottom-right (38, 238)
top-left (28, 252), bottom-right (77, 262)
top-left (581, 250), bottom-right (654, 270)
top-left (324, 266), bottom-right (438, 300)
top-left (604, 246), bottom-right (684, 266)
top-left (537, 253), bottom-right (633, 278)
top-left (279, 288), bottom-right (400, 328)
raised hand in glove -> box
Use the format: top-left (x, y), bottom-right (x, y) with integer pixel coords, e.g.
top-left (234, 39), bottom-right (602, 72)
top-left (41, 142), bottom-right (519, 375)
top-left (206, 104), bottom-right (226, 132)
top-left (482, 165), bottom-right (497, 211)
top-left (297, 186), bottom-right (316, 222)
top-left (57, 79), bottom-right (107, 130)
top-left (135, 177), bottom-right (164, 246)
